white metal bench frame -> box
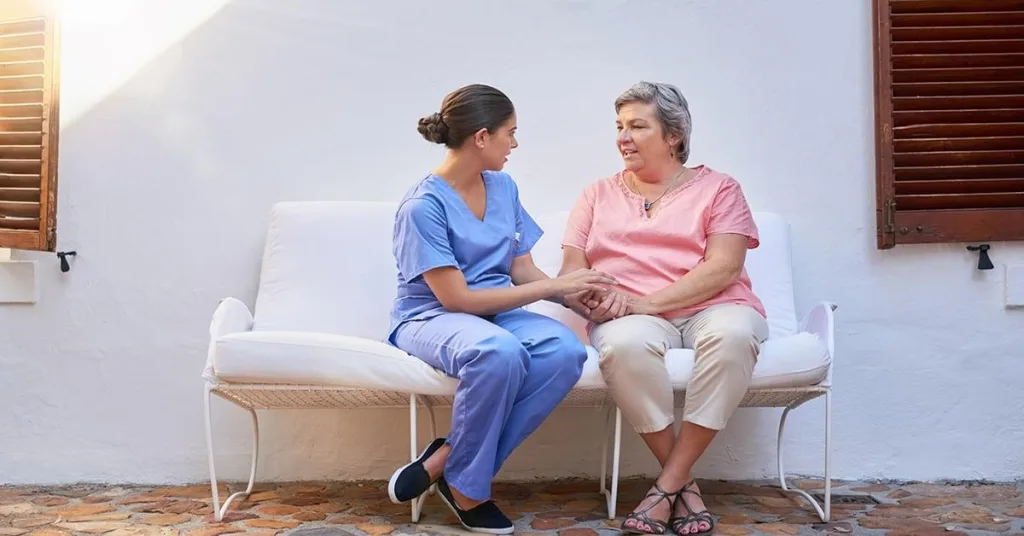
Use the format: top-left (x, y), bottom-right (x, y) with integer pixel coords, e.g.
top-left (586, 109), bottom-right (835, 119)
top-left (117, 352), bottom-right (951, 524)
top-left (203, 301), bottom-right (835, 524)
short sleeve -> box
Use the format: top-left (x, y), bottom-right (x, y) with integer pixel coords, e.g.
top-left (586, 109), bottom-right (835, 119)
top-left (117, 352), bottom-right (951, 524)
top-left (562, 184), bottom-right (596, 250)
top-left (707, 178), bottom-right (759, 249)
top-left (392, 197), bottom-right (458, 280)
top-left (511, 179), bottom-right (543, 256)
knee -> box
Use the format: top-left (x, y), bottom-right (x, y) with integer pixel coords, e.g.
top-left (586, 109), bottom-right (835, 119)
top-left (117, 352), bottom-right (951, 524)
top-left (699, 324), bottom-right (759, 350)
top-left (471, 332), bottom-right (529, 377)
top-left (548, 329), bottom-right (587, 380)
top-left (597, 333), bottom-right (660, 372)
top-left (695, 326), bottom-right (760, 366)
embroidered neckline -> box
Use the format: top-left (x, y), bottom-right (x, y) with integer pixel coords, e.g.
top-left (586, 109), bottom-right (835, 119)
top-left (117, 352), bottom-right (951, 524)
top-left (615, 165), bottom-right (710, 216)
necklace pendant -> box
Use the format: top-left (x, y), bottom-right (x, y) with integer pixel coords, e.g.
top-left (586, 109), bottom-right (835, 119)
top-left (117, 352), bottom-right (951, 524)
top-left (644, 200), bottom-right (653, 210)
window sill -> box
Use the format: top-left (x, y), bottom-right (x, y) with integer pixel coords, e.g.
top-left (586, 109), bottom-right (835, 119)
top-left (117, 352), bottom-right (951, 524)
top-left (0, 249), bottom-right (37, 304)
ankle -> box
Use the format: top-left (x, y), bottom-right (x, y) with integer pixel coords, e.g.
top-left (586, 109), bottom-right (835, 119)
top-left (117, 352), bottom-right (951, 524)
top-left (423, 445), bottom-right (450, 480)
top-left (656, 471), bottom-right (693, 493)
top-left (450, 485), bottom-right (485, 511)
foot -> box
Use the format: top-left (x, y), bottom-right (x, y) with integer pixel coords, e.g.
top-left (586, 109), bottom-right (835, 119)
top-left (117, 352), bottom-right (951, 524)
top-left (621, 482), bottom-right (679, 534)
top-left (450, 481), bottom-right (485, 511)
top-left (670, 479), bottom-right (714, 535)
top-left (435, 476), bottom-right (514, 534)
top-left (387, 437), bottom-right (447, 503)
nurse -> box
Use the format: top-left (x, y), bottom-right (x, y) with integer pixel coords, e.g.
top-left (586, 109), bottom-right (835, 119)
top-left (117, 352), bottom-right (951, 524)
top-left (385, 84), bottom-right (616, 534)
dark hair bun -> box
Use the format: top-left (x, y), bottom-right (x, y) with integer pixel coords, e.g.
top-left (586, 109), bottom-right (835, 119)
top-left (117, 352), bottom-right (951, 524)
top-left (417, 112), bottom-right (449, 145)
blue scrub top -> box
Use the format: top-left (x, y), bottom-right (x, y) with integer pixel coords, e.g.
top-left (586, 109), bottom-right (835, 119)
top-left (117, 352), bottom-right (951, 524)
top-left (388, 170), bottom-right (544, 343)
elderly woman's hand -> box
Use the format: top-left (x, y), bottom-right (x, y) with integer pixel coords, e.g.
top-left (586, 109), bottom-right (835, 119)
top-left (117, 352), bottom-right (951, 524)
top-left (624, 293), bottom-right (659, 316)
top-left (589, 291), bottom-right (632, 323)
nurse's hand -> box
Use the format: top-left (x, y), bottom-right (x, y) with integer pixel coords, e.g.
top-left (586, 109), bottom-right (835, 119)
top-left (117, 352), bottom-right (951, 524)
top-left (549, 269), bottom-right (617, 298)
top-left (563, 289), bottom-right (599, 318)
top-left (589, 291), bottom-right (631, 323)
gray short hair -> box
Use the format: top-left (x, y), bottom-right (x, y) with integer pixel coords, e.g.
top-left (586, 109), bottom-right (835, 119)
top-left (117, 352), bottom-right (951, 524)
top-left (614, 81), bottom-right (692, 164)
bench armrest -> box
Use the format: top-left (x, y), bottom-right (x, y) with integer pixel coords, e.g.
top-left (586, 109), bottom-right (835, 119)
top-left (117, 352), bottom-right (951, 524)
top-left (209, 297), bottom-right (254, 339)
top-left (800, 301), bottom-right (836, 386)
top-left (203, 297), bottom-right (254, 381)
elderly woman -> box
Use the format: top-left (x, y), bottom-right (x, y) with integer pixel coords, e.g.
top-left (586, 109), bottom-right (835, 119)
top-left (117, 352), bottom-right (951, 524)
top-left (559, 81), bottom-right (768, 535)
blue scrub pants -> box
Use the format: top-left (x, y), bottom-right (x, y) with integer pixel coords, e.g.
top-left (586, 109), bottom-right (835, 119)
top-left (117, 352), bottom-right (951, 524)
top-left (392, 308), bottom-right (587, 501)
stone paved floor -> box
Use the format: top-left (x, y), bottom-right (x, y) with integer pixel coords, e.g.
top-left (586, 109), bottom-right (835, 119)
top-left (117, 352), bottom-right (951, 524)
top-left (1, 478), bottom-right (1022, 535)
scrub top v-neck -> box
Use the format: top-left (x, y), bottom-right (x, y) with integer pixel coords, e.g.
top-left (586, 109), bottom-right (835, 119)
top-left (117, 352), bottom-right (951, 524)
top-left (388, 170), bottom-right (543, 342)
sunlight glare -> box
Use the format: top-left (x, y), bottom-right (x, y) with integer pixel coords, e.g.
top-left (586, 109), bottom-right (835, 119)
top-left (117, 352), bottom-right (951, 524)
top-left (57, 0), bottom-right (231, 126)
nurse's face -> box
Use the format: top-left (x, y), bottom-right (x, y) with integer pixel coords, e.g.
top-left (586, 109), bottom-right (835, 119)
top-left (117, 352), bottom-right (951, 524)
top-left (478, 113), bottom-right (518, 171)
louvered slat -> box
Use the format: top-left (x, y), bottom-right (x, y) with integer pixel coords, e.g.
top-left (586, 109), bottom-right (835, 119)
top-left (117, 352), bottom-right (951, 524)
top-left (0, 144), bottom-right (40, 159)
top-left (896, 163), bottom-right (1024, 181)
top-left (889, 0), bottom-right (1024, 219)
top-left (891, 0), bottom-right (1024, 13)
top-left (0, 117), bottom-right (43, 132)
top-left (0, 186), bottom-right (38, 202)
top-left (895, 149), bottom-right (1024, 166)
top-left (0, 131), bottom-right (40, 145)
top-left (897, 178), bottom-right (1024, 194)
top-left (0, 216), bottom-right (37, 230)
top-left (0, 31), bottom-right (42, 49)
top-left (892, 11), bottom-right (1024, 26)
top-left (893, 39), bottom-right (1024, 54)
top-left (895, 135), bottom-right (1024, 151)
top-left (893, 81), bottom-right (1024, 97)
top-left (0, 172), bottom-right (37, 186)
top-left (896, 192), bottom-right (1024, 210)
top-left (0, 200), bottom-right (38, 218)
top-left (0, 88), bottom-right (42, 104)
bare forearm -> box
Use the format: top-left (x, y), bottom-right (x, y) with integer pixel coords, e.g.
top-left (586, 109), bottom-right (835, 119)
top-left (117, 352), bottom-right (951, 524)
top-left (510, 262), bottom-right (567, 307)
top-left (559, 248), bottom-right (591, 276)
top-left (644, 261), bottom-right (741, 314)
top-left (451, 280), bottom-right (556, 316)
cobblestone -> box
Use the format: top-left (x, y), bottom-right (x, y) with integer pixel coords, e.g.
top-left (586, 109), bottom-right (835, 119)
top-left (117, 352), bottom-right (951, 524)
top-left (0, 479), bottom-right (1020, 535)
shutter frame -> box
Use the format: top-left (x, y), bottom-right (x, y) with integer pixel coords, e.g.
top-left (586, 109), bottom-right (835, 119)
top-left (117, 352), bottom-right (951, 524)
top-left (873, 0), bottom-right (1024, 249)
top-left (0, 2), bottom-right (59, 252)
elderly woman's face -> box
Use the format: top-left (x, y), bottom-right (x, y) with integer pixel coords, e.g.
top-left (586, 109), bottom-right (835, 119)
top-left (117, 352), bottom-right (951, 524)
top-left (615, 101), bottom-right (678, 176)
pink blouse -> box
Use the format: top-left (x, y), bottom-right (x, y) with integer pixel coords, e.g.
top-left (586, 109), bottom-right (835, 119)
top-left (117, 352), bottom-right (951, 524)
top-left (562, 165), bottom-right (766, 320)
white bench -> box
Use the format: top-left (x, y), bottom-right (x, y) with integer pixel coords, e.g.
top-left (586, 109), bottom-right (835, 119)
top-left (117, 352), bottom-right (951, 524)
top-left (202, 201), bottom-right (836, 524)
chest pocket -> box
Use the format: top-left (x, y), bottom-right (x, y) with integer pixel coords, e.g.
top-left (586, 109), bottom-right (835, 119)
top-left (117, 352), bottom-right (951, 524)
top-left (500, 231), bottom-right (520, 273)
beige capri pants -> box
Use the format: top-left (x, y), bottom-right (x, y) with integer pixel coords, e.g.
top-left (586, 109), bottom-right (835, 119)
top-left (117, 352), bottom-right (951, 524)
top-left (590, 303), bottom-right (769, 433)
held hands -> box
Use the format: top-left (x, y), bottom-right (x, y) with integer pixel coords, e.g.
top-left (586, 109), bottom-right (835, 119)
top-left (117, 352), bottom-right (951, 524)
top-left (564, 288), bottom-right (633, 323)
top-left (562, 287), bottom-right (659, 322)
top-left (553, 269), bottom-right (658, 322)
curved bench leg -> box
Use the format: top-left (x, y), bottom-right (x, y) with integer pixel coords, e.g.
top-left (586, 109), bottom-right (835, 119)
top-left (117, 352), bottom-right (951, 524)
top-left (425, 397), bottom-right (438, 496)
top-left (206, 384), bottom-right (260, 521)
top-left (776, 389), bottom-right (831, 522)
top-left (598, 406), bottom-right (622, 520)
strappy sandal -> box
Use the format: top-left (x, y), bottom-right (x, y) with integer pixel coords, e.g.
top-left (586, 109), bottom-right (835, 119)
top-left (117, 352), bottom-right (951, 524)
top-left (621, 482), bottom-right (681, 535)
top-left (669, 479), bottom-right (716, 535)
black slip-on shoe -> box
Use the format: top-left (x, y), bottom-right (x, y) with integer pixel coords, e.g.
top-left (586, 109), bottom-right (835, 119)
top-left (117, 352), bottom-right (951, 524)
top-left (388, 437), bottom-right (446, 503)
top-left (435, 476), bottom-right (514, 534)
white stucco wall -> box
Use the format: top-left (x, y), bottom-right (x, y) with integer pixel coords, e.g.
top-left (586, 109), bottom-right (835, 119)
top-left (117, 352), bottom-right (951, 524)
top-left (2, 0), bottom-right (1022, 486)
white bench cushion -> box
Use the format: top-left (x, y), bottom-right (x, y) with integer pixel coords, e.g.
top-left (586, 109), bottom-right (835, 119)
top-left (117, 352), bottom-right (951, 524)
top-left (213, 331), bottom-right (457, 396)
top-left (211, 331), bottom-right (828, 394)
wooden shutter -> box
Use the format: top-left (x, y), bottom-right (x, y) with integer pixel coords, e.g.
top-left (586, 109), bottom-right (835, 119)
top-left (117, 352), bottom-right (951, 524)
top-left (0, 1), bottom-right (59, 252)
top-left (873, 0), bottom-right (1024, 249)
